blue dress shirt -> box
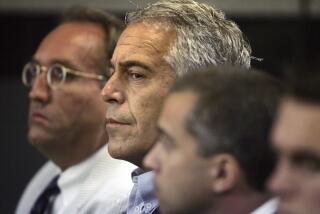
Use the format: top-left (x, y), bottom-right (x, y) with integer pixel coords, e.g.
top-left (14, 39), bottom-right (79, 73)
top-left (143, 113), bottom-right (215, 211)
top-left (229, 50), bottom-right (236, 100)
top-left (127, 168), bottom-right (160, 214)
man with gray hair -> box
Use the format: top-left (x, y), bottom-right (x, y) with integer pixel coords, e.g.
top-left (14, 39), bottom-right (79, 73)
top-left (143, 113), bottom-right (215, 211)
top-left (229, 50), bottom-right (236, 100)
top-left (101, 0), bottom-right (251, 213)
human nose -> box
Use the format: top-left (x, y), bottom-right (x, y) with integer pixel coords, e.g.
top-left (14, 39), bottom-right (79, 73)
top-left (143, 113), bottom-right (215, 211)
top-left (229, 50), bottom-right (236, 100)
top-left (101, 71), bottom-right (125, 104)
top-left (268, 157), bottom-right (295, 198)
top-left (144, 143), bottom-right (162, 172)
top-left (28, 70), bottom-right (51, 103)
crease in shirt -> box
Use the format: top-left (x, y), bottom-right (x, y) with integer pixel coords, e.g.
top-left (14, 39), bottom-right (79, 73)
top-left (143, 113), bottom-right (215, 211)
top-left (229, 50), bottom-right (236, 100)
top-left (53, 145), bottom-right (107, 212)
top-left (127, 169), bottom-right (159, 214)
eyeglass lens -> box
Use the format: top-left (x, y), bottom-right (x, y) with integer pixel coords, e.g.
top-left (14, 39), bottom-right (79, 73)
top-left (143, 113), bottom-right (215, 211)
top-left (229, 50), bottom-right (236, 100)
top-left (23, 63), bottom-right (39, 86)
top-left (23, 63), bottom-right (66, 87)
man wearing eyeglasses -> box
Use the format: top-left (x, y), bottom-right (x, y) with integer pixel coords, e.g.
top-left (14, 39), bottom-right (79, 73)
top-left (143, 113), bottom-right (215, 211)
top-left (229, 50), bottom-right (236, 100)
top-left (16, 6), bottom-right (136, 214)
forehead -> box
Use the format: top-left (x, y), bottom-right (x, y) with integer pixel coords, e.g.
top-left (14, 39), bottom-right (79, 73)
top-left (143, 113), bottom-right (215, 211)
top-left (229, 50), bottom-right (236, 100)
top-left (112, 22), bottom-right (176, 65)
top-left (34, 22), bottom-right (105, 67)
top-left (160, 91), bottom-right (198, 135)
top-left (272, 97), bottom-right (320, 153)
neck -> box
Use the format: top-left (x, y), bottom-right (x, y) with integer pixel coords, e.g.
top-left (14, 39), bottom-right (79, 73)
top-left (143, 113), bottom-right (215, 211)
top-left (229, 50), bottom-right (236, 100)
top-left (36, 130), bottom-right (106, 171)
top-left (51, 143), bottom-right (105, 171)
top-left (206, 190), bottom-right (271, 214)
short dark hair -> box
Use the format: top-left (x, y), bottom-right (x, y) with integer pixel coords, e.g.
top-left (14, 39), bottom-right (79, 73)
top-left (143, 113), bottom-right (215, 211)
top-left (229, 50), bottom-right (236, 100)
top-left (283, 61), bottom-right (320, 103)
top-left (170, 66), bottom-right (283, 192)
top-left (62, 6), bottom-right (123, 60)
top-left (61, 6), bottom-right (123, 86)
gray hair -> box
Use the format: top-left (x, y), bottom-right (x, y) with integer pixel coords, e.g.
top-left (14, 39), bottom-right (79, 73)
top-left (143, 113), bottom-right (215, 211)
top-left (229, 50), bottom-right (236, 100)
top-left (126, 0), bottom-right (252, 76)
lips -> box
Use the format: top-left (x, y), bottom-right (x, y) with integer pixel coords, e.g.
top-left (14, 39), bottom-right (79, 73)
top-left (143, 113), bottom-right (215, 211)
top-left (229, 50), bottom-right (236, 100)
top-left (105, 118), bottom-right (130, 128)
top-left (29, 111), bottom-right (48, 124)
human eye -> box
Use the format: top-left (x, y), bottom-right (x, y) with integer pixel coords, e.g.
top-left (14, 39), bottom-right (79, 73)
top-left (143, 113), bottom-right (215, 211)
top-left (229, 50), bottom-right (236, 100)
top-left (292, 153), bottom-right (320, 173)
top-left (51, 64), bottom-right (77, 82)
top-left (302, 159), bottom-right (320, 172)
top-left (48, 64), bottom-right (65, 85)
top-left (158, 131), bottom-right (175, 151)
top-left (109, 66), bottom-right (115, 76)
top-left (63, 70), bottom-right (78, 82)
top-left (22, 62), bottom-right (40, 86)
top-left (123, 67), bottom-right (147, 82)
top-left (65, 72), bottom-right (77, 81)
top-left (130, 72), bottom-right (146, 80)
top-left (122, 62), bottom-right (149, 81)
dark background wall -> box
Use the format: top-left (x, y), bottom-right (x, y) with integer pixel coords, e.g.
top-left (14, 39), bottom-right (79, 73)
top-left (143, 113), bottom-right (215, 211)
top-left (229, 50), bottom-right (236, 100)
top-left (1, 6), bottom-right (320, 214)
top-left (1, 13), bottom-right (57, 213)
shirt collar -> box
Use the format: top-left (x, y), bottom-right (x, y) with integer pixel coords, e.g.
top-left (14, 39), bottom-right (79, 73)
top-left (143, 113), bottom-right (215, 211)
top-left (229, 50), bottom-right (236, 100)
top-left (56, 145), bottom-right (107, 206)
top-left (251, 198), bottom-right (279, 214)
top-left (130, 168), bottom-right (159, 213)
top-left (133, 170), bottom-right (156, 202)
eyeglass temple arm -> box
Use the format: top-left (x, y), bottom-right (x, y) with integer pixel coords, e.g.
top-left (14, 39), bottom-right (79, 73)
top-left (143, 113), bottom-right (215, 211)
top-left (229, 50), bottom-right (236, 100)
top-left (67, 70), bottom-right (106, 81)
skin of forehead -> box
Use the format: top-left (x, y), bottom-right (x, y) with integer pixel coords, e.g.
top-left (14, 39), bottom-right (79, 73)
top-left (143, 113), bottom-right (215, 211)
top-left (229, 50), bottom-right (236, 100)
top-left (273, 97), bottom-right (320, 154)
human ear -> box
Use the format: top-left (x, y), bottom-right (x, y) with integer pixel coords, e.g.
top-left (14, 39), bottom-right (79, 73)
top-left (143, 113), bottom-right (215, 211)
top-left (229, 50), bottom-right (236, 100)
top-left (209, 154), bottom-right (241, 194)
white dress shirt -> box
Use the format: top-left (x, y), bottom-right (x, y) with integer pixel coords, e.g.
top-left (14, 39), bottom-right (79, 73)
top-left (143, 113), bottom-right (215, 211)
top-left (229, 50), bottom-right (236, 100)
top-left (16, 145), bottom-right (136, 214)
top-left (251, 198), bottom-right (279, 214)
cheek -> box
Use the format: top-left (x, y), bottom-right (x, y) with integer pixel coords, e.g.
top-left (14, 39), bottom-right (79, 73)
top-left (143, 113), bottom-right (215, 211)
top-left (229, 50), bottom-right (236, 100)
top-left (304, 177), bottom-right (320, 207)
top-left (55, 88), bottom-right (104, 124)
top-left (130, 87), bottom-right (168, 130)
top-left (160, 154), bottom-right (192, 187)
top-left (141, 98), bottom-right (164, 125)
top-left (158, 157), bottom-right (202, 211)
top-left (57, 92), bottom-right (86, 115)
top-left (286, 174), bottom-right (320, 213)
top-left (81, 93), bottom-right (106, 118)
top-left (128, 72), bottom-right (175, 127)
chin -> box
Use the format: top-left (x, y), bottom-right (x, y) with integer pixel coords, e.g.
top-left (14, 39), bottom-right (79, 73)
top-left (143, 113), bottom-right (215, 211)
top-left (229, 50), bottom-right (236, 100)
top-left (107, 138), bottom-right (145, 166)
top-left (107, 147), bottom-right (123, 160)
top-left (160, 205), bottom-right (182, 214)
top-left (28, 125), bottom-right (48, 140)
top-left (28, 134), bottom-right (46, 146)
top-left (28, 130), bottom-right (54, 149)
top-left (276, 202), bottom-right (298, 214)
top-left (107, 140), bottom-right (131, 161)
top-left (157, 193), bottom-right (176, 214)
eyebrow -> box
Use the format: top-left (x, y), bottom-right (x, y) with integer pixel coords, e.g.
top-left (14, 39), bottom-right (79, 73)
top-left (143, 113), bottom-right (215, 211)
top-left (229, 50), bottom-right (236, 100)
top-left (157, 126), bottom-right (175, 145)
top-left (292, 150), bottom-right (320, 164)
top-left (119, 60), bottom-right (153, 73)
top-left (31, 58), bottom-right (79, 71)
